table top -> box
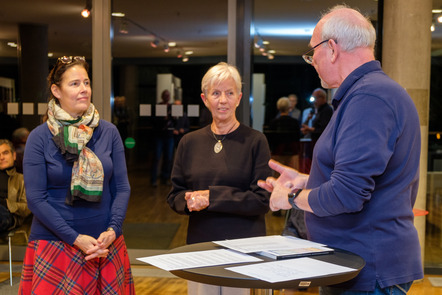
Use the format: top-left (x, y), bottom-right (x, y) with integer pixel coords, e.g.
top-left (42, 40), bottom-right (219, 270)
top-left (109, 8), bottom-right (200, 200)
top-left (169, 241), bottom-right (365, 290)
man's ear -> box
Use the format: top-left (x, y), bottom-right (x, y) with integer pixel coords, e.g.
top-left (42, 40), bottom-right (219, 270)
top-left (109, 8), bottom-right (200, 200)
top-left (329, 39), bottom-right (339, 63)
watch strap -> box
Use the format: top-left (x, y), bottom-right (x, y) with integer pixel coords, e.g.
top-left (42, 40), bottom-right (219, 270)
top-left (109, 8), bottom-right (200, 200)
top-left (288, 189), bottom-right (303, 210)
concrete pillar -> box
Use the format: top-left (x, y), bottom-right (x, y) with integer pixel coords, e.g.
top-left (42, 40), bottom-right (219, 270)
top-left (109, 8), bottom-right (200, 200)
top-left (382, 0), bottom-right (432, 265)
top-left (228, 0), bottom-right (253, 126)
top-left (92, 0), bottom-right (112, 122)
top-left (18, 23), bottom-right (49, 129)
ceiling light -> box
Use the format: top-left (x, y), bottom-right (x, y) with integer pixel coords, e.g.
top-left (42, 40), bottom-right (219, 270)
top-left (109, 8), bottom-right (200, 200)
top-left (112, 12), bottom-right (125, 17)
top-left (81, 8), bottom-right (90, 18)
top-left (255, 39), bottom-right (263, 48)
top-left (151, 38), bottom-right (159, 48)
top-left (438, 15), bottom-right (442, 23)
top-left (7, 42), bottom-right (17, 48)
top-left (184, 51), bottom-right (193, 55)
top-left (177, 51), bottom-right (183, 58)
top-left (182, 56), bottom-right (189, 62)
top-left (163, 44), bottom-right (170, 52)
top-left (48, 52), bottom-right (54, 57)
top-left (81, 0), bottom-right (92, 18)
top-left (168, 42), bottom-right (176, 47)
top-left (119, 20), bottom-right (128, 34)
top-left (431, 23), bottom-right (436, 32)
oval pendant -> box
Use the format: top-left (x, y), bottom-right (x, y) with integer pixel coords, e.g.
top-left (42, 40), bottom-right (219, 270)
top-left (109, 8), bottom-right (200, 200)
top-left (214, 141), bottom-right (223, 153)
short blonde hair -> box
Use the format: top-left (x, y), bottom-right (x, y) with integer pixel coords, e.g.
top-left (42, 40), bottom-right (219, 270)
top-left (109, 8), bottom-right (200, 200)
top-left (201, 62), bottom-right (242, 95)
top-left (276, 97), bottom-right (290, 112)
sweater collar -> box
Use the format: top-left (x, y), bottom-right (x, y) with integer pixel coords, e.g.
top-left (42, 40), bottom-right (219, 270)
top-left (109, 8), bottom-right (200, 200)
top-left (331, 60), bottom-right (381, 110)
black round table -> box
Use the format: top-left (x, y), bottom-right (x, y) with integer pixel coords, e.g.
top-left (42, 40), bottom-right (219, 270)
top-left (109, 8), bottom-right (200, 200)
top-left (168, 242), bottom-right (365, 291)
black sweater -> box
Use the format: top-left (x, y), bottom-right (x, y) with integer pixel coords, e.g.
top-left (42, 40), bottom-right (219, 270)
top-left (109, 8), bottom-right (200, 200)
top-left (167, 124), bottom-right (272, 244)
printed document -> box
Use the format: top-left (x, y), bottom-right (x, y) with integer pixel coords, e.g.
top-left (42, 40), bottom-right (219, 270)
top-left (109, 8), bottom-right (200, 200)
top-left (213, 235), bottom-right (327, 253)
top-left (226, 257), bottom-right (356, 283)
top-left (137, 249), bottom-right (262, 271)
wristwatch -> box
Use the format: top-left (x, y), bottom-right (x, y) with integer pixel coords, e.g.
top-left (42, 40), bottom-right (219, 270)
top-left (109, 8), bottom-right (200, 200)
top-left (107, 227), bottom-right (114, 232)
top-left (288, 189), bottom-right (303, 210)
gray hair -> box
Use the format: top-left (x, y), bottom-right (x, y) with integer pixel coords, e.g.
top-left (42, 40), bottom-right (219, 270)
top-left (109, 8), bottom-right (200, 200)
top-left (201, 62), bottom-right (242, 95)
top-left (0, 139), bottom-right (15, 153)
top-left (321, 5), bottom-right (376, 52)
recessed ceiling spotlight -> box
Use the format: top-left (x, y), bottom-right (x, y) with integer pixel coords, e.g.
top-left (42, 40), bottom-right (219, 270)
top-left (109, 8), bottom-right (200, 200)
top-left (112, 12), bottom-right (125, 17)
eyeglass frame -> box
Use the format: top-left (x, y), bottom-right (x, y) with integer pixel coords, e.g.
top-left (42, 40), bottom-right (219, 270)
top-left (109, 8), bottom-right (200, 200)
top-left (302, 39), bottom-right (332, 65)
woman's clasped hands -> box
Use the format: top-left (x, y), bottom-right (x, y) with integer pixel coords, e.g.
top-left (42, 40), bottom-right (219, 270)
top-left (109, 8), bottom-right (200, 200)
top-left (185, 190), bottom-right (210, 212)
top-left (74, 229), bottom-right (116, 261)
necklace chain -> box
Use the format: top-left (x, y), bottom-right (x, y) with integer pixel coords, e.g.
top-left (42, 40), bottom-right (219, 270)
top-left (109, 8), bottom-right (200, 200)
top-left (211, 122), bottom-right (238, 153)
top-left (212, 121), bottom-right (238, 142)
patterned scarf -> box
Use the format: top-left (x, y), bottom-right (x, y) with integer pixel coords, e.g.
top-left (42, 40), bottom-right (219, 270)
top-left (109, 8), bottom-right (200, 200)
top-left (47, 99), bottom-right (103, 205)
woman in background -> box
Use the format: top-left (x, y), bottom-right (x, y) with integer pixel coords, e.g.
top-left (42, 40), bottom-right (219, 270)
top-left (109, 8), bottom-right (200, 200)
top-left (167, 62), bottom-right (271, 295)
top-left (19, 56), bottom-right (134, 294)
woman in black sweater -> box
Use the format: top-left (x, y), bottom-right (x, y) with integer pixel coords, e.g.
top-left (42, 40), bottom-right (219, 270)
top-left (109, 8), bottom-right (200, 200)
top-left (167, 62), bottom-right (272, 295)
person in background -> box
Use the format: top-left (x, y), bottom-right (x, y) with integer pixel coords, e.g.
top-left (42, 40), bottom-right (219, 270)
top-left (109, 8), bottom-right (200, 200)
top-left (268, 97), bottom-right (301, 170)
top-left (0, 139), bottom-right (30, 233)
top-left (113, 96), bottom-right (131, 142)
top-left (259, 5), bottom-right (423, 294)
top-left (151, 89), bottom-right (175, 187)
top-left (11, 127), bottom-right (30, 174)
top-left (301, 87), bottom-right (333, 146)
top-left (287, 93), bottom-right (301, 121)
top-left (167, 62), bottom-right (271, 295)
top-left (275, 94), bottom-right (301, 122)
top-left (19, 56), bottom-right (134, 294)
top-left (172, 99), bottom-right (190, 148)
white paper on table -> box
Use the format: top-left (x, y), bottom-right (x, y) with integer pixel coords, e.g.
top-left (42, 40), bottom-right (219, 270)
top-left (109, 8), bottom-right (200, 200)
top-left (137, 249), bottom-right (262, 271)
top-left (226, 257), bottom-right (357, 283)
top-left (213, 235), bottom-right (327, 253)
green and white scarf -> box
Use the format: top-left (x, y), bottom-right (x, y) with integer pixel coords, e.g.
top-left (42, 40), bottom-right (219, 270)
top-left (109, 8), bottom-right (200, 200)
top-left (47, 99), bottom-right (103, 205)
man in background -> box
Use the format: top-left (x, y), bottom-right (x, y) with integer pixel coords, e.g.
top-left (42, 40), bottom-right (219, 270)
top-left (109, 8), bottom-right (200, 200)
top-left (300, 88), bottom-right (333, 146)
top-left (0, 139), bottom-right (30, 232)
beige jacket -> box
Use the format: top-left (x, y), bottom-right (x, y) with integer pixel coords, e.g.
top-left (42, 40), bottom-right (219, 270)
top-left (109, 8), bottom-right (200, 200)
top-left (5, 167), bottom-right (31, 229)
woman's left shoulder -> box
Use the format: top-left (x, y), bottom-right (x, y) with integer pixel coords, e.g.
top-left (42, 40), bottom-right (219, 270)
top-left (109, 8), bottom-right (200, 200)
top-left (93, 120), bottom-right (119, 139)
top-left (238, 124), bottom-right (266, 139)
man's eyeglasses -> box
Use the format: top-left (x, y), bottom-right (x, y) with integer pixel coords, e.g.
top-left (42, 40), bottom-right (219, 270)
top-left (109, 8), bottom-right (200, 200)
top-left (302, 39), bottom-right (330, 65)
top-left (57, 56), bottom-right (86, 65)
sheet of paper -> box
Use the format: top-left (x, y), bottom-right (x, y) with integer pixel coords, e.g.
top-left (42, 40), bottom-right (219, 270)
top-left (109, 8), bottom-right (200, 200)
top-left (213, 235), bottom-right (326, 253)
top-left (226, 257), bottom-right (356, 283)
top-left (137, 249), bottom-right (262, 271)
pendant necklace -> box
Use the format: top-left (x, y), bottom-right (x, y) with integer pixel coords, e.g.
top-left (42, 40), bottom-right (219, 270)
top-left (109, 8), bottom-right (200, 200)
top-left (212, 122), bottom-right (238, 153)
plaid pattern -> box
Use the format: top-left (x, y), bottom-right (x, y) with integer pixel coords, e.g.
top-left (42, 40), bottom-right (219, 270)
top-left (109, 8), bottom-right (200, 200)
top-left (19, 236), bottom-right (135, 294)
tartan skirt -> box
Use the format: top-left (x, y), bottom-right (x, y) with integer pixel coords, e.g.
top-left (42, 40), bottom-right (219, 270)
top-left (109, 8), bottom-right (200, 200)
top-left (18, 235), bottom-right (135, 295)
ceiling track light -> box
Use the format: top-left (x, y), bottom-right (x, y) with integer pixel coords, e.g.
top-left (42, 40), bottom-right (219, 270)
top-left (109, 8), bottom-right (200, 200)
top-left (119, 20), bottom-right (128, 34)
top-left (150, 38), bottom-right (159, 48)
top-left (81, 0), bottom-right (92, 18)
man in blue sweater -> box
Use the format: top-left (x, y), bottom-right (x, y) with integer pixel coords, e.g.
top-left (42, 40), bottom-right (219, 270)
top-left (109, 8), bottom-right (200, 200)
top-left (259, 4), bottom-right (423, 294)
